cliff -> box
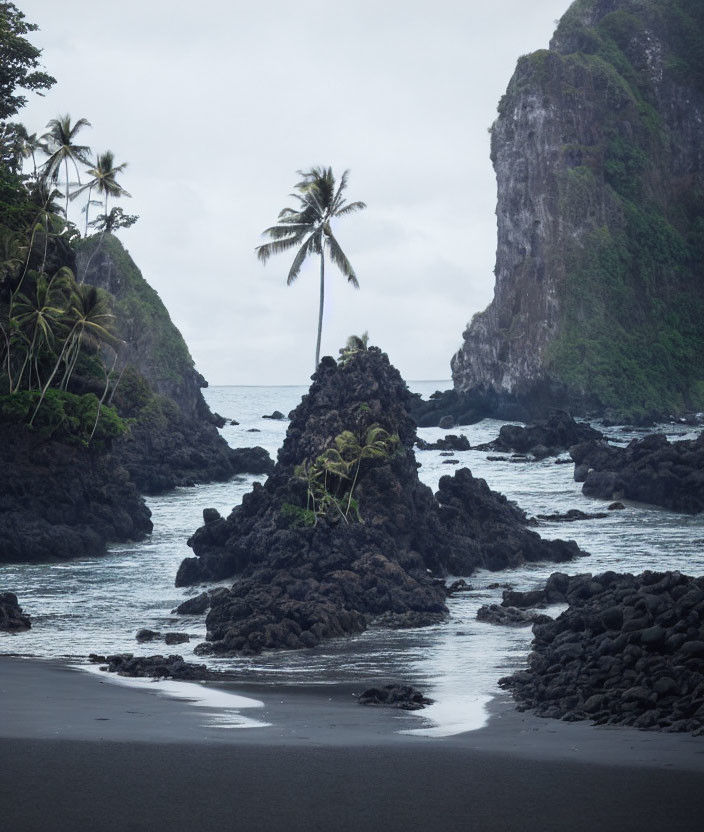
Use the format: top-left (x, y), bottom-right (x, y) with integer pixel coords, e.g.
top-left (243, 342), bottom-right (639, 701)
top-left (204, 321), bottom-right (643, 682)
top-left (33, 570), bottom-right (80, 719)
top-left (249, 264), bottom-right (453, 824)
top-left (75, 235), bottom-right (236, 493)
top-left (452, 0), bottom-right (704, 422)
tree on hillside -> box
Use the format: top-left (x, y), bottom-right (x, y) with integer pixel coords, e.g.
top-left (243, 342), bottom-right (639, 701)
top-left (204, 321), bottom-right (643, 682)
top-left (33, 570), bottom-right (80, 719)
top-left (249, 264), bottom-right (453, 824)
top-left (256, 167), bottom-right (366, 371)
top-left (70, 150), bottom-right (131, 235)
top-left (39, 114), bottom-right (91, 217)
top-left (0, 2), bottom-right (55, 120)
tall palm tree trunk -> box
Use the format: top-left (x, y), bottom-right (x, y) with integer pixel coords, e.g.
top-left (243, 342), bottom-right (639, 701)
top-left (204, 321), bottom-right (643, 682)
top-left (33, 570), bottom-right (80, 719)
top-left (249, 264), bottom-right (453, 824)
top-left (64, 157), bottom-right (70, 218)
top-left (315, 250), bottom-right (325, 370)
top-left (84, 183), bottom-right (94, 236)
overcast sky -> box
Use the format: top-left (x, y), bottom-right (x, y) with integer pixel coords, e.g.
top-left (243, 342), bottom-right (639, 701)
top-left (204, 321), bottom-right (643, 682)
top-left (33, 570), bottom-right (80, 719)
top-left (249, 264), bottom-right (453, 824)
top-left (17, 0), bottom-right (570, 385)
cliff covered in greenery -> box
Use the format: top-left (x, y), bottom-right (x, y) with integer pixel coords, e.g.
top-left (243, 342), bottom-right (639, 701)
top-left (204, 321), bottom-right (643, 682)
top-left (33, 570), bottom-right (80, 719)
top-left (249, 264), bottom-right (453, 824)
top-left (452, 0), bottom-right (704, 422)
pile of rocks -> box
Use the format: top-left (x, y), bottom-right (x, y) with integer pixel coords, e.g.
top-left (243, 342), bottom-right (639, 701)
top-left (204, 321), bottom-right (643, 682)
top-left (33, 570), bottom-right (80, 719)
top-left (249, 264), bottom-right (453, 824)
top-left (571, 432), bottom-right (704, 513)
top-left (358, 684), bottom-right (433, 710)
top-left (499, 571), bottom-right (704, 734)
top-left (93, 653), bottom-right (211, 680)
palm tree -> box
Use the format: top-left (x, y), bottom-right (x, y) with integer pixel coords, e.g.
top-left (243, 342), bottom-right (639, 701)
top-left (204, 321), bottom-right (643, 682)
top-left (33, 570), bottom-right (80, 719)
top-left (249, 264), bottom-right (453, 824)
top-left (256, 167), bottom-right (366, 370)
top-left (70, 150), bottom-right (131, 235)
top-left (39, 114), bottom-right (92, 217)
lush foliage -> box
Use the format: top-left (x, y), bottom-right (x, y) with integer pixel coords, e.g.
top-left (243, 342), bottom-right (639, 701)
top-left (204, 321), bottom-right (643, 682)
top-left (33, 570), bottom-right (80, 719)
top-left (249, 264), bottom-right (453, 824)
top-left (529, 0), bottom-right (704, 419)
top-left (0, 3), bottom-right (55, 120)
top-left (0, 4), bottom-right (136, 442)
top-left (0, 388), bottom-right (127, 445)
top-left (293, 424), bottom-right (398, 524)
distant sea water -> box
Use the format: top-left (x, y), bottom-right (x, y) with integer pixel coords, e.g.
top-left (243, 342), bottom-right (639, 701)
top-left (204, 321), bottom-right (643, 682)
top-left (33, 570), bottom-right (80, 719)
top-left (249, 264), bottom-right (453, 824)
top-left (2, 382), bottom-right (703, 735)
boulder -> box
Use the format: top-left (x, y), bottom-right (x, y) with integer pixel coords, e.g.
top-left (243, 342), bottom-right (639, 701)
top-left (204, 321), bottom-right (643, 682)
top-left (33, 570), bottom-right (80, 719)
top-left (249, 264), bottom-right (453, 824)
top-left (358, 684), bottom-right (433, 710)
top-left (476, 605), bottom-right (551, 626)
top-left (230, 446), bottom-right (274, 475)
top-left (0, 592), bottom-right (31, 631)
top-left (571, 432), bottom-right (704, 513)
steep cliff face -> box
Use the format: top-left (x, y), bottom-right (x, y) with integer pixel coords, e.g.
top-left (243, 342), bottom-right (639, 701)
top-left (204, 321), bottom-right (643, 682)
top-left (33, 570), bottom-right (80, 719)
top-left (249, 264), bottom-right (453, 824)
top-left (452, 0), bottom-right (704, 421)
top-left (76, 235), bottom-right (210, 421)
top-left (74, 234), bottom-right (236, 493)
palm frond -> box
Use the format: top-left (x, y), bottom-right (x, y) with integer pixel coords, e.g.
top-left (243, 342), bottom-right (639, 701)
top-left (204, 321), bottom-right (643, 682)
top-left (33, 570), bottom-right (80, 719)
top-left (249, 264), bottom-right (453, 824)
top-left (256, 234), bottom-right (306, 264)
top-left (324, 228), bottom-right (359, 288)
top-left (287, 234), bottom-right (316, 285)
top-left (334, 200), bottom-right (367, 217)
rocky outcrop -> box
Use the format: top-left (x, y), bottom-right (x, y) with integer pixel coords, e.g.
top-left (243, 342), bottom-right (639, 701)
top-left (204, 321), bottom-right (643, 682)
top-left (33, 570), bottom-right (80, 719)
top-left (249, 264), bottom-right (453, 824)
top-left (476, 604), bottom-right (552, 627)
top-left (479, 412), bottom-right (602, 458)
top-left (75, 234), bottom-right (237, 491)
top-left (358, 685), bottom-right (433, 710)
top-left (416, 434), bottom-right (471, 451)
top-left (570, 431), bottom-right (704, 513)
top-left (452, 0), bottom-right (704, 423)
top-left (0, 592), bottom-right (31, 631)
top-left (500, 571), bottom-right (704, 734)
top-left (96, 653), bottom-right (212, 680)
top-left (176, 349), bottom-right (584, 656)
top-left (0, 425), bottom-right (152, 563)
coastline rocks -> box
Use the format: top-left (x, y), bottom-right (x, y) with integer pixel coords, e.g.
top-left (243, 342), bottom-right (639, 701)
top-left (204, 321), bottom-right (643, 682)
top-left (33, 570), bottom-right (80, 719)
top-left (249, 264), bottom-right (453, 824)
top-left (230, 446), bottom-right (274, 476)
top-left (0, 592), bottom-right (31, 631)
top-left (570, 432), bottom-right (704, 514)
top-left (100, 653), bottom-right (211, 680)
top-left (480, 412), bottom-right (602, 459)
top-left (177, 349), bottom-right (585, 656)
top-left (408, 388), bottom-right (488, 428)
top-left (476, 604), bottom-right (552, 627)
top-left (416, 434), bottom-right (471, 452)
top-left (535, 509), bottom-right (609, 523)
top-left (0, 426), bottom-right (153, 563)
top-left (499, 571), bottom-right (704, 734)
top-left (136, 629), bottom-right (161, 643)
top-left (262, 411), bottom-right (286, 420)
top-left (358, 684), bottom-right (433, 710)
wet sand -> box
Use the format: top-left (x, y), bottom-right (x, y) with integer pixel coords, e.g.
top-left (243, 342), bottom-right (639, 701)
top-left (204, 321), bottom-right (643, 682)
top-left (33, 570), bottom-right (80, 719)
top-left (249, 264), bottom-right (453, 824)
top-left (2, 656), bottom-right (703, 831)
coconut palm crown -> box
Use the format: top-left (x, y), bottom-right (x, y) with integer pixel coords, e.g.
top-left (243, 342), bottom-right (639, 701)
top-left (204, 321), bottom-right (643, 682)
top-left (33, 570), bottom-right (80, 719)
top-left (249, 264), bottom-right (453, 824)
top-left (70, 150), bottom-right (131, 234)
top-left (256, 166), bottom-right (366, 370)
top-left (39, 114), bottom-right (91, 216)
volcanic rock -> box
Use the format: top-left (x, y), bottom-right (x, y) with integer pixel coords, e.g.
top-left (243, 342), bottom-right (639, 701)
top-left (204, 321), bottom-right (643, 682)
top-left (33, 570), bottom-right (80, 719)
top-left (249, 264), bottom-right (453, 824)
top-left (499, 571), bottom-right (704, 735)
top-left (570, 432), bottom-right (704, 513)
top-left (358, 684), bottom-right (433, 710)
top-left (177, 349), bottom-right (585, 656)
top-left (102, 653), bottom-right (211, 680)
top-left (230, 446), bottom-right (274, 475)
top-left (479, 412), bottom-right (602, 458)
top-left (416, 434), bottom-right (471, 451)
top-left (0, 592), bottom-right (31, 631)
top-left (476, 604), bottom-right (552, 627)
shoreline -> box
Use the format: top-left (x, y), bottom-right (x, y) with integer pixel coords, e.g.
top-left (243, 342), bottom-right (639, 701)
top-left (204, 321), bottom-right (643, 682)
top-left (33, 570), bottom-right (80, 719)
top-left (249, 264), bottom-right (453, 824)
top-left (2, 656), bottom-right (704, 831)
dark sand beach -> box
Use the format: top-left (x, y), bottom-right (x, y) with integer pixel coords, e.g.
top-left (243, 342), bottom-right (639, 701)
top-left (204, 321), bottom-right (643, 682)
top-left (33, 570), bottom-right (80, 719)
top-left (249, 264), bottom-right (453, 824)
top-left (2, 656), bottom-right (703, 832)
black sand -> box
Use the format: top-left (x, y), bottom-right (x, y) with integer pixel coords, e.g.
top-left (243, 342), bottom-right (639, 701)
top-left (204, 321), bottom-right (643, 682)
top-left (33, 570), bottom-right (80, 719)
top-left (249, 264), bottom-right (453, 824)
top-left (1, 657), bottom-right (703, 832)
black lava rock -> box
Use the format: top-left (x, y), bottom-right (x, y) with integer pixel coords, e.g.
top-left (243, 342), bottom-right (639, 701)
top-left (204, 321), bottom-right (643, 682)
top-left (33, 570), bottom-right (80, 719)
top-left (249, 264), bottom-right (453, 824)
top-left (499, 571), bottom-right (704, 735)
top-left (571, 432), bottom-right (704, 513)
top-left (177, 349), bottom-right (585, 656)
top-left (0, 592), bottom-right (31, 631)
top-left (358, 684), bottom-right (433, 710)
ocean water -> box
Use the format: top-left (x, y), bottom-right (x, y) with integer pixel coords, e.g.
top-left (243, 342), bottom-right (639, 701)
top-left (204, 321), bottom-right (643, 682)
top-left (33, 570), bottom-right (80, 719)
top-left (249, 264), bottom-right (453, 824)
top-left (2, 382), bottom-right (703, 735)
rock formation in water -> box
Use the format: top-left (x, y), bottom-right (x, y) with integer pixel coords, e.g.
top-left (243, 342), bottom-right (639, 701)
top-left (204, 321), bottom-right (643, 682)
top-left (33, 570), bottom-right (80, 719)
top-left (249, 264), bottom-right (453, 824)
top-left (500, 570), bottom-right (704, 735)
top-left (452, 0), bottom-right (704, 423)
top-left (176, 348), bottom-right (584, 656)
top-left (570, 431), bottom-right (704, 513)
top-left (0, 592), bottom-right (31, 631)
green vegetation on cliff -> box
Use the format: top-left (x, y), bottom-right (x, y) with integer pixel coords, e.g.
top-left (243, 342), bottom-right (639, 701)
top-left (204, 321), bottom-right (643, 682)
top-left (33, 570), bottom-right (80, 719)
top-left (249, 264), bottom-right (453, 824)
top-left (533, 0), bottom-right (704, 419)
